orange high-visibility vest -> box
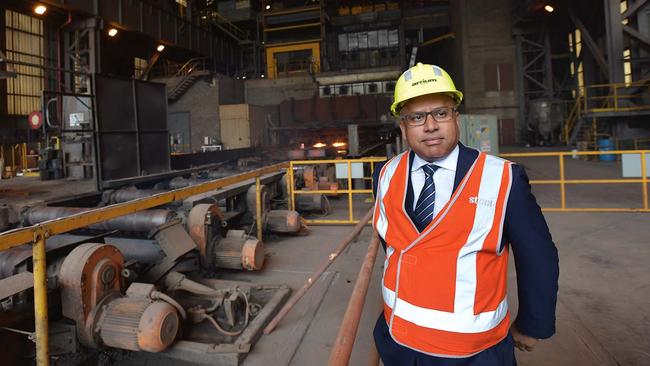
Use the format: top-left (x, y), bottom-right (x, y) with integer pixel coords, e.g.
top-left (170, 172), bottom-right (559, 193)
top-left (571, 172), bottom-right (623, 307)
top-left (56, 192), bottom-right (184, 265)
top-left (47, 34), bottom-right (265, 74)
top-left (373, 150), bottom-right (514, 357)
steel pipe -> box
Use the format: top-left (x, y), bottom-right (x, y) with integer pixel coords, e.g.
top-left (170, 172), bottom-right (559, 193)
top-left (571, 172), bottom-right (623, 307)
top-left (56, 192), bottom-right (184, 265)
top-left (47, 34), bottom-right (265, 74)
top-left (23, 207), bottom-right (176, 232)
top-left (103, 188), bottom-right (165, 204)
top-left (327, 232), bottom-right (380, 366)
top-left (263, 208), bottom-right (373, 334)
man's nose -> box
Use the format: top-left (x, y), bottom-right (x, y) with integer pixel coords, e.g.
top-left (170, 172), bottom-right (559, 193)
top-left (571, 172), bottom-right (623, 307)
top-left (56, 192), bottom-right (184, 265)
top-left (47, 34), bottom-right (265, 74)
top-left (423, 113), bottom-right (439, 131)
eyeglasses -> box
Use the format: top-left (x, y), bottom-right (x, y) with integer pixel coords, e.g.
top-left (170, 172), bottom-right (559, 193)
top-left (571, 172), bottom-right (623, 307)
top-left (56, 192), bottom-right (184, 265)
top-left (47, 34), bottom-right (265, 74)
top-left (400, 107), bottom-right (457, 126)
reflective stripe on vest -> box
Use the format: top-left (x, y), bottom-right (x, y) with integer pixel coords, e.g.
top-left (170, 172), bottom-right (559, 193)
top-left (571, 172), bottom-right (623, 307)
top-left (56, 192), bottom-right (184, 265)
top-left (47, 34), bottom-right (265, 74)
top-left (373, 150), bottom-right (514, 357)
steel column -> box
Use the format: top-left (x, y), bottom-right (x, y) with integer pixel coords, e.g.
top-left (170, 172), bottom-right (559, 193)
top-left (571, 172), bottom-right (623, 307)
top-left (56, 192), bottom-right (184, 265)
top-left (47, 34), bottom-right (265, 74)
top-left (604, 0), bottom-right (625, 83)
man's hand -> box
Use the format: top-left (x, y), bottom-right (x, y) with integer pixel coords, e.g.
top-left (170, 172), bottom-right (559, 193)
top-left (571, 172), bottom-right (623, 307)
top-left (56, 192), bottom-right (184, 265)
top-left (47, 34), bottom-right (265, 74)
top-left (511, 324), bottom-right (539, 352)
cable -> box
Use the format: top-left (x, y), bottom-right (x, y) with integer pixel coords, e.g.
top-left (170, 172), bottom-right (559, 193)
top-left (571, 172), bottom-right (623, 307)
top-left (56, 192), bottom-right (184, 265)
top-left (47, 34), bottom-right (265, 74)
top-left (151, 291), bottom-right (187, 320)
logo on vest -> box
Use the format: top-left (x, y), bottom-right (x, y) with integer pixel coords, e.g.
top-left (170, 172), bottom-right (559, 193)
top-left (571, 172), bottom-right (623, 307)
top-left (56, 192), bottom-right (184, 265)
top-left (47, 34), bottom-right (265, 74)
top-left (469, 196), bottom-right (495, 208)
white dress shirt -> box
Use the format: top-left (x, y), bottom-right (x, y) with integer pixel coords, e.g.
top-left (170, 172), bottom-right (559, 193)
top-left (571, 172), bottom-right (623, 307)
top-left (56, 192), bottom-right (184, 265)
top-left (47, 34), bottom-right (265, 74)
top-left (410, 144), bottom-right (459, 218)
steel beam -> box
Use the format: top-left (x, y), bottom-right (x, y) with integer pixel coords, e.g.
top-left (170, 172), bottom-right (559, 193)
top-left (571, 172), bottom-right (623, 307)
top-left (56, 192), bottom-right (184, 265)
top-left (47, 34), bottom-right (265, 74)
top-left (623, 25), bottom-right (650, 48)
top-left (604, 0), bottom-right (626, 83)
top-left (621, 0), bottom-right (649, 20)
top-left (568, 8), bottom-right (610, 80)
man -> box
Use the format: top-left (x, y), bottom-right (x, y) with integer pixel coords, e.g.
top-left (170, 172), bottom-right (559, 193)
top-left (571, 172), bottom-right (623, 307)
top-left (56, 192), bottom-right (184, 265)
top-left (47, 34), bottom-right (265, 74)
top-left (372, 63), bottom-right (559, 365)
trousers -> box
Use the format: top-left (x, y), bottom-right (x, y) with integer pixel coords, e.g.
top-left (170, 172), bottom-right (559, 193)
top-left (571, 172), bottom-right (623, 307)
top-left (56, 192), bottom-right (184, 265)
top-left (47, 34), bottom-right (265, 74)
top-left (373, 314), bottom-right (517, 366)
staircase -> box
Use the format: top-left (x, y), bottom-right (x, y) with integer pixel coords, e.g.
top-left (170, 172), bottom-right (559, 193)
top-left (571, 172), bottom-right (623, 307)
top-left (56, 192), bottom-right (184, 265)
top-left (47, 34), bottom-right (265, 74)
top-left (167, 58), bottom-right (211, 102)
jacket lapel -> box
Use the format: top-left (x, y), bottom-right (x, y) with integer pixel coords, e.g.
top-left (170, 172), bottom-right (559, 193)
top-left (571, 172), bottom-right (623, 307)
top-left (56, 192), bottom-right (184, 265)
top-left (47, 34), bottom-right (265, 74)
top-left (454, 143), bottom-right (479, 192)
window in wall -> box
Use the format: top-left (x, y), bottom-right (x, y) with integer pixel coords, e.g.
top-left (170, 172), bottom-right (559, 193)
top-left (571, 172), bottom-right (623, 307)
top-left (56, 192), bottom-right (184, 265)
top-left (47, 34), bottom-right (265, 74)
top-left (134, 57), bottom-right (148, 78)
top-left (623, 48), bottom-right (632, 85)
top-left (621, 0), bottom-right (629, 25)
top-left (4, 10), bottom-right (45, 115)
top-left (568, 29), bottom-right (584, 97)
top-left (484, 63), bottom-right (513, 92)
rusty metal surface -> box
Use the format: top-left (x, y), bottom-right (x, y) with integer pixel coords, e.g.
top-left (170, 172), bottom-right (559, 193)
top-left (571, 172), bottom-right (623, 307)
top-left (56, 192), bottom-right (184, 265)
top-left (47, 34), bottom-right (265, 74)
top-left (22, 207), bottom-right (176, 232)
top-left (99, 297), bottom-right (179, 352)
top-left (246, 184), bottom-right (270, 214)
top-left (0, 271), bottom-right (34, 300)
top-left (159, 283), bottom-right (291, 365)
top-left (186, 204), bottom-right (220, 261)
top-left (241, 238), bottom-right (264, 271)
top-left (212, 230), bottom-right (264, 271)
top-left (58, 243), bottom-right (124, 347)
top-left (265, 210), bottom-right (302, 233)
top-left (153, 222), bottom-right (196, 260)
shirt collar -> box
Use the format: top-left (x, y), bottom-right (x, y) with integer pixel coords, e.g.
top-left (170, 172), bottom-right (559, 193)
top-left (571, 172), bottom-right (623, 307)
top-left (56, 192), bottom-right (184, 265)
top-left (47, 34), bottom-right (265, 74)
top-left (411, 144), bottom-right (459, 173)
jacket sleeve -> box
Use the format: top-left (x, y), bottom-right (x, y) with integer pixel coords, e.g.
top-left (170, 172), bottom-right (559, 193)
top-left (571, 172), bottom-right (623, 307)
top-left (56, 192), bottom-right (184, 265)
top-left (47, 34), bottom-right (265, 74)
top-left (505, 164), bottom-right (559, 339)
top-left (373, 161), bottom-right (388, 251)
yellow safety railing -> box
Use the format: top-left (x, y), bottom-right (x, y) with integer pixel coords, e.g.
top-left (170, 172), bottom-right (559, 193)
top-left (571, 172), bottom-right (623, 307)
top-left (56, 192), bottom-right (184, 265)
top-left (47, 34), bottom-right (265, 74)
top-left (500, 150), bottom-right (649, 212)
top-left (0, 162), bottom-right (288, 366)
top-left (0, 143), bottom-right (29, 178)
top-left (583, 78), bottom-right (650, 114)
top-left (289, 157), bottom-right (386, 224)
top-left (615, 137), bottom-right (650, 151)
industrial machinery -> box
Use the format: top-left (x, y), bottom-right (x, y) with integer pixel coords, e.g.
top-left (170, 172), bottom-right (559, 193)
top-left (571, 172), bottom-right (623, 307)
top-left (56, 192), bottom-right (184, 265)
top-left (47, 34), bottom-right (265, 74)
top-left (0, 164), bottom-right (309, 365)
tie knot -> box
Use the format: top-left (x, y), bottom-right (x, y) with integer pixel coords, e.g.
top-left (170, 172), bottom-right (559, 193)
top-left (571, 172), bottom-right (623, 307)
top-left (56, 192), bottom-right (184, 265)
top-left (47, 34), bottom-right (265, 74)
top-left (422, 164), bottom-right (439, 176)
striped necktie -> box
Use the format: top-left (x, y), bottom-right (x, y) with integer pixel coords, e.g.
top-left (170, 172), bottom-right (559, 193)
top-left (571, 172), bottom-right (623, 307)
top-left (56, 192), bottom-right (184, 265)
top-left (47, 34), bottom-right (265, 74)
top-left (414, 164), bottom-right (439, 232)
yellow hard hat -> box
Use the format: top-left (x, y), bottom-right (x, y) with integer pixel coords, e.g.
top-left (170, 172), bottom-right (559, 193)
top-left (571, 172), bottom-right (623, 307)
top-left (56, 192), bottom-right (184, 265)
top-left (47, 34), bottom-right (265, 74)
top-left (390, 63), bottom-right (463, 117)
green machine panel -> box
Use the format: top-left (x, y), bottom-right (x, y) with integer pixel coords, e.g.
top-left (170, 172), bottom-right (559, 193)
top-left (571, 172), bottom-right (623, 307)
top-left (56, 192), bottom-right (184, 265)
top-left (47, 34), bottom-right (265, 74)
top-left (459, 114), bottom-right (499, 155)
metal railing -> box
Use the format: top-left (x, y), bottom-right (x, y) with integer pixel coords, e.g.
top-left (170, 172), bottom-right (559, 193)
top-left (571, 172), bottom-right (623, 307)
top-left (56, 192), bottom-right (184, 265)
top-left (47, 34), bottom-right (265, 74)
top-left (583, 78), bottom-right (650, 114)
top-left (0, 143), bottom-right (30, 178)
top-left (288, 157), bottom-right (386, 225)
top-left (0, 162), bottom-right (288, 366)
top-left (500, 150), bottom-right (650, 212)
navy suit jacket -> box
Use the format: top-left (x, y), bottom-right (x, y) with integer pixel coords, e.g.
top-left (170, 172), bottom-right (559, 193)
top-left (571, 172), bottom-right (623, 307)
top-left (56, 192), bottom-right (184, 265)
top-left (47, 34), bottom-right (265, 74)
top-left (372, 144), bottom-right (559, 365)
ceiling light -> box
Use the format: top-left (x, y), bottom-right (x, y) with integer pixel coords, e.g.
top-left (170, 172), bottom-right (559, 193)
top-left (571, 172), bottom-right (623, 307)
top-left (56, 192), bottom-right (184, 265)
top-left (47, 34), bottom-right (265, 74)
top-left (313, 142), bottom-right (326, 148)
top-left (242, 75), bottom-right (246, 79)
top-left (156, 44), bottom-right (165, 52)
top-left (265, 4), bottom-right (271, 10)
top-left (332, 142), bottom-right (347, 148)
top-left (108, 28), bottom-right (118, 37)
top-left (261, 74), bottom-right (265, 78)
top-left (544, 5), bottom-right (554, 12)
top-left (34, 5), bottom-right (47, 15)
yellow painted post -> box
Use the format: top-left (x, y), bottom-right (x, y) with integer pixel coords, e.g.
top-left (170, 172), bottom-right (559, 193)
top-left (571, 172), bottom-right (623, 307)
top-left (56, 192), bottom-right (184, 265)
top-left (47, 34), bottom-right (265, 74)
top-left (641, 152), bottom-right (648, 210)
top-left (614, 85), bottom-right (618, 110)
top-left (558, 154), bottom-right (566, 209)
top-left (285, 168), bottom-right (293, 211)
top-left (289, 162), bottom-right (295, 211)
top-left (33, 227), bottom-right (50, 366)
top-left (347, 161), bottom-right (353, 222)
top-left (256, 177), bottom-right (263, 241)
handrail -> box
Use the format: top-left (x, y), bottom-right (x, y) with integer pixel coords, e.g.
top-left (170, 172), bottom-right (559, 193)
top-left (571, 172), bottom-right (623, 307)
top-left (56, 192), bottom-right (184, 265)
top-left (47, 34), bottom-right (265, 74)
top-left (327, 231), bottom-right (380, 366)
top-left (289, 157), bottom-right (386, 225)
top-left (0, 162), bottom-right (289, 366)
top-left (174, 57), bottom-right (206, 77)
top-left (500, 150), bottom-right (650, 212)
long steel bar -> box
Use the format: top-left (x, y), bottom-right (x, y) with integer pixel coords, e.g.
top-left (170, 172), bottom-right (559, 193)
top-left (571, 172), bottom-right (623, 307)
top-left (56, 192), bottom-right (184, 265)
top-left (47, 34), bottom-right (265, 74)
top-left (0, 163), bottom-right (289, 251)
top-left (256, 177), bottom-right (263, 241)
top-left (263, 208), bottom-right (374, 335)
top-left (327, 232), bottom-right (380, 366)
top-left (32, 228), bottom-right (49, 366)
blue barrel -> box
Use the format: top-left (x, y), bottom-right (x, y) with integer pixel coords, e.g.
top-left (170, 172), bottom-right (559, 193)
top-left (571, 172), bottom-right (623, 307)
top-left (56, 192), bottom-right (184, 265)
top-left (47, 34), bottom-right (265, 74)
top-left (598, 138), bottom-right (615, 161)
